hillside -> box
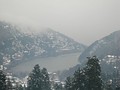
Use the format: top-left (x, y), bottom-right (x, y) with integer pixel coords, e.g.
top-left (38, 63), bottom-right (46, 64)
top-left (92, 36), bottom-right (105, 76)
top-left (79, 30), bottom-right (120, 63)
top-left (0, 21), bottom-right (86, 67)
top-left (60, 30), bottom-right (120, 80)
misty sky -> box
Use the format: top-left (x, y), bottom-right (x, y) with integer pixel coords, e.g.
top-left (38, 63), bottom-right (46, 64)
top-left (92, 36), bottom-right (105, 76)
top-left (0, 0), bottom-right (120, 45)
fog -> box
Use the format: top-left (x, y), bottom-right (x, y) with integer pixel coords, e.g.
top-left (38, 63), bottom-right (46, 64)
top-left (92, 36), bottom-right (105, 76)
top-left (0, 0), bottom-right (120, 45)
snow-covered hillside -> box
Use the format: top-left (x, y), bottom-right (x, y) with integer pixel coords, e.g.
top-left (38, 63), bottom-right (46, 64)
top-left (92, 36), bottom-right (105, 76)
top-left (0, 21), bottom-right (86, 67)
top-left (79, 30), bottom-right (120, 63)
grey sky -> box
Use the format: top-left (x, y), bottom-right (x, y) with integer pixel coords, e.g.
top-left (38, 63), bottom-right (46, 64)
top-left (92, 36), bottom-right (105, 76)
top-left (0, 0), bottom-right (120, 45)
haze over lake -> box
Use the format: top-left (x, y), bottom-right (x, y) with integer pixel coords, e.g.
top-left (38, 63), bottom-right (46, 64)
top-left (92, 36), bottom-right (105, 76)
top-left (10, 53), bottom-right (80, 73)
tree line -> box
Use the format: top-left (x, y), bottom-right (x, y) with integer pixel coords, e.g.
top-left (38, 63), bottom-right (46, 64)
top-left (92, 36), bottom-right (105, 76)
top-left (0, 56), bottom-right (120, 90)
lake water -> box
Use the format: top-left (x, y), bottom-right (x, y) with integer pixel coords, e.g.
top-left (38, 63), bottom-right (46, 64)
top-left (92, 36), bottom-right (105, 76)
top-left (11, 53), bottom-right (80, 73)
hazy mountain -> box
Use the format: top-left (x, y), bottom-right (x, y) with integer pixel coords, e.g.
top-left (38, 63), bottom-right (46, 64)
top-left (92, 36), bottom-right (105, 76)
top-left (0, 21), bottom-right (86, 66)
top-left (60, 30), bottom-right (120, 80)
top-left (79, 30), bottom-right (120, 63)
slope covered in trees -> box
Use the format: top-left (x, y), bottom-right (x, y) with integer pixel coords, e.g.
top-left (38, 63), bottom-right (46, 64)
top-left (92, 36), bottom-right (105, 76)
top-left (0, 21), bottom-right (86, 66)
top-left (79, 30), bottom-right (120, 63)
top-left (65, 56), bottom-right (102, 90)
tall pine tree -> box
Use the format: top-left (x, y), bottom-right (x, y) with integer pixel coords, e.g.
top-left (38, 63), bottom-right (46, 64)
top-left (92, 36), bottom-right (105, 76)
top-left (27, 64), bottom-right (42, 90)
top-left (65, 56), bottom-right (102, 90)
top-left (86, 56), bottom-right (102, 90)
top-left (41, 68), bottom-right (51, 90)
top-left (27, 64), bottom-right (51, 90)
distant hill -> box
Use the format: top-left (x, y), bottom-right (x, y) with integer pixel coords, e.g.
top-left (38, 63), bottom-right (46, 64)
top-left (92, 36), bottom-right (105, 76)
top-left (0, 21), bottom-right (86, 66)
top-left (60, 30), bottom-right (120, 80)
top-left (79, 30), bottom-right (120, 63)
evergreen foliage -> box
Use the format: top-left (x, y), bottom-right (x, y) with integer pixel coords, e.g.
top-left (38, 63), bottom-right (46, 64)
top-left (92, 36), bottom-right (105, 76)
top-left (6, 78), bottom-right (12, 90)
top-left (116, 86), bottom-right (120, 90)
top-left (0, 70), bottom-right (6, 90)
top-left (54, 83), bottom-right (63, 90)
top-left (65, 76), bottom-right (73, 90)
top-left (73, 68), bottom-right (87, 90)
top-left (18, 85), bottom-right (24, 90)
top-left (27, 64), bottom-right (43, 90)
top-left (27, 64), bottom-right (51, 90)
top-left (86, 56), bottom-right (102, 90)
top-left (65, 56), bottom-right (102, 90)
top-left (41, 68), bottom-right (51, 90)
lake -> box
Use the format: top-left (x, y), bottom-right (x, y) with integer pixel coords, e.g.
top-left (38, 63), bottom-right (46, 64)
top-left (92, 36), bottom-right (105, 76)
top-left (10, 53), bottom-right (80, 74)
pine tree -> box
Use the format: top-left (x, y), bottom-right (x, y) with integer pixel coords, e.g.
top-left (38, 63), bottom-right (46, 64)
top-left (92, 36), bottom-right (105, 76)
top-left (72, 68), bottom-right (88, 90)
top-left (86, 56), bottom-right (102, 90)
top-left (27, 64), bottom-right (42, 90)
top-left (27, 64), bottom-right (51, 90)
top-left (65, 56), bottom-right (102, 90)
top-left (41, 68), bottom-right (51, 90)
top-left (0, 70), bottom-right (6, 90)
